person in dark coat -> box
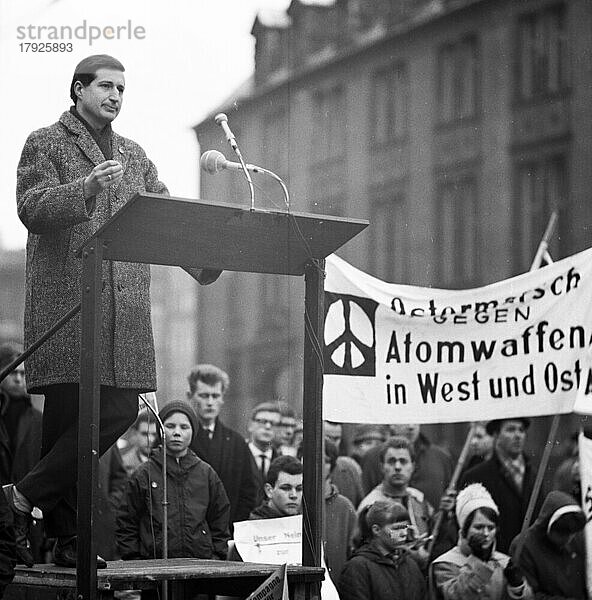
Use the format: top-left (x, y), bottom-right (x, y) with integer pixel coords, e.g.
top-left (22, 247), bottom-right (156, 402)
top-left (510, 490), bottom-right (587, 599)
top-left (94, 445), bottom-right (128, 561)
top-left (12, 54), bottom-right (218, 568)
top-left (459, 418), bottom-right (539, 554)
top-left (0, 344), bottom-right (44, 565)
top-left (0, 490), bottom-right (16, 597)
top-left (187, 364), bottom-right (259, 525)
top-left (116, 401), bottom-right (230, 561)
top-left (11, 54), bottom-right (165, 568)
top-left (247, 402), bottom-right (281, 503)
top-left (322, 440), bottom-right (357, 586)
top-left (338, 500), bottom-right (426, 600)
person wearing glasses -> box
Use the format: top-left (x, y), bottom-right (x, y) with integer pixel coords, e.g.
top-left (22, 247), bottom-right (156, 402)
top-left (247, 403), bottom-right (282, 495)
top-left (187, 364), bottom-right (258, 526)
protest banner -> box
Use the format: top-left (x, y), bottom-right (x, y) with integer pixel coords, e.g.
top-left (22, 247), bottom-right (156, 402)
top-left (245, 563), bottom-right (289, 600)
top-left (578, 432), bottom-right (592, 596)
top-left (324, 248), bottom-right (592, 423)
top-left (233, 515), bottom-right (302, 564)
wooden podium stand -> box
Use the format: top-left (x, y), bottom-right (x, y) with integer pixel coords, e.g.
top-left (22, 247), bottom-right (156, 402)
top-left (72, 193), bottom-right (367, 599)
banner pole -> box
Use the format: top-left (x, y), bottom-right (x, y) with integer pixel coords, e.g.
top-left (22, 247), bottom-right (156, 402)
top-left (511, 210), bottom-right (560, 563)
top-left (428, 211), bottom-right (559, 561)
top-left (427, 422), bottom-right (477, 557)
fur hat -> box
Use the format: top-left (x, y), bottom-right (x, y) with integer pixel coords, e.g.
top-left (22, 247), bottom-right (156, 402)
top-left (456, 483), bottom-right (499, 531)
top-left (158, 401), bottom-right (198, 443)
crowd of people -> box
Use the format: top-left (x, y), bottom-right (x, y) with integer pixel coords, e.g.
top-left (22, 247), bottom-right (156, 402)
top-left (0, 349), bottom-right (588, 599)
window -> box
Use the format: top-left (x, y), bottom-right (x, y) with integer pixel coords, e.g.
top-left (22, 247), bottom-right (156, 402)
top-left (437, 177), bottom-right (478, 288)
top-left (371, 62), bottom-right (408, 144)
top-left (437, 35), bottom-right (479, 124)
top-left (311, 85), bottom-right (346, 161)
top-left (370, 188), bottom-right (408, 282)
top-left (518, 4), bottom-right (568, 101)
top-left (514, 156), bottom-right (566, 272)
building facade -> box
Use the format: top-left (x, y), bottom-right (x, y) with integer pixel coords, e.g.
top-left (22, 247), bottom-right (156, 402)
top-left (194, 0), bottom-right (592, 447)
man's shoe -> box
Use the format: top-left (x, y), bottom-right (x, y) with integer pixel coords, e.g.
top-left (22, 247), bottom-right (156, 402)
top-left (2, 484), bottom-right (34, 567)
top-left (53, 536), bottom-right (107, 569)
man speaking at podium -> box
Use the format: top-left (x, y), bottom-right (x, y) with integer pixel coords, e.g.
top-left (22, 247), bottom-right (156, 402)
top-left (11, 54), bottom-right (172, 568)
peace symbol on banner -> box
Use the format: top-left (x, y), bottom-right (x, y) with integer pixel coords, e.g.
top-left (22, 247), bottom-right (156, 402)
top-left (323, 292), bottom-right (378, 376)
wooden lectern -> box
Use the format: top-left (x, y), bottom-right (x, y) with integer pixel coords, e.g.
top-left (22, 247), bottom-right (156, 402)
top-left (75, 193), bottom-right (367, 599)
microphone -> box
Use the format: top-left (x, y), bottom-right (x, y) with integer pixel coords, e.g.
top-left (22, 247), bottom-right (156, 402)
top-left (200, 150), bottom-right (255, 174)
top-left (214, 113), bottom-right (238, 150)
top-left (200, 151), bottom-right (291, 211)
top-left (213, 113), bottom-right (255, 209)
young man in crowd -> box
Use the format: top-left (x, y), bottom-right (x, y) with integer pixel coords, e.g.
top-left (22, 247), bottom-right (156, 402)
top-left (362, 423), bottom-right (453, 510)
top-left (460, 418), bottom-right (538, 553)
top-left (358, 436), bottom-right (434, 570)
top-left (247, 403), bottom-right (282, 491)
top-left (187, 364), bottom-right (258, 526)
top-left (120, 410), bottom-right (158, 477)
top-left (250, 455), bottom-right (303, 519)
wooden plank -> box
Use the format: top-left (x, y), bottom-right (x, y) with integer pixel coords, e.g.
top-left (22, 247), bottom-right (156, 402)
top-left (78, 241), bottom-right (104, 599)
top-left (8, 561), bottom-right (324, 598)
top-left (302, 260), bottom-right (325, 569)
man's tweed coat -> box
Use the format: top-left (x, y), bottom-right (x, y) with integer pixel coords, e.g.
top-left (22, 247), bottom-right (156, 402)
top-left (16, 110), bottom-right (167, 393)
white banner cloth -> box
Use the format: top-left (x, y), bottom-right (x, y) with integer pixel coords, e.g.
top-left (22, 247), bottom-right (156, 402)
top-left (324, 249), bottom-right (592, 424)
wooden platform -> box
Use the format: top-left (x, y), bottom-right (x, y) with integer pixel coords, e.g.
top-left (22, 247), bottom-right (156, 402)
top-left (4, 559), bottom-right (325, 599)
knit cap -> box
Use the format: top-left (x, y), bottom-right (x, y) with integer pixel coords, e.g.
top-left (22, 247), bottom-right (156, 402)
top-left (455, 483), bottom-right (499, 531)
top-left (158, 401), bottom-right (198, 443)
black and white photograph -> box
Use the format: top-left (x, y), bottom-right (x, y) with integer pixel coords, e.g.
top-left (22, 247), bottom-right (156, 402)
top-left (0, 1), bottom-right (591, 599)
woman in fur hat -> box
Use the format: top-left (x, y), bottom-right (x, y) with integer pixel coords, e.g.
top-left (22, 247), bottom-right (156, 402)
top-left (429, 483), bottom-right (533, 600)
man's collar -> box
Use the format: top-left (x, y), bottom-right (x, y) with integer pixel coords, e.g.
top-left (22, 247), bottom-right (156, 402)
top-left (200, 421), bottom-right (216, 433)
top-left (69, 105), bottom-right (111, 135)
top-left (495, 446), bottom-right (525, 465)
top-left (249, 441), bottom-right (272, 457)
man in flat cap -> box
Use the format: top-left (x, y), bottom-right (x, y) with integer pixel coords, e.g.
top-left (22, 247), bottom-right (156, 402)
top-left (12, 55), bottom-right (216, 568)
top-left (459, 417), bottom-right (539, 553)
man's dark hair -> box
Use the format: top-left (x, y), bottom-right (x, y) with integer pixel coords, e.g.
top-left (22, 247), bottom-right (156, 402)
top-left (187, 363), bottom-right (230, 395)
top-left (70, 54), bottom-right (125, 104)
top-left (266, 455), bottom-right (303, 486)
top-left (379, 435), bottom-right (415, 464)
top-left (251, 402), bottom-right (281, 421)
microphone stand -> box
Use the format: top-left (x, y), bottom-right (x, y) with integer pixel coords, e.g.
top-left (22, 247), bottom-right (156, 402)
top-left (139, 394), bottom-right (169, 600)
top-left (249, 165), bottom-right (290, 211)
top-left (234, 148), bottom-right (256, 212)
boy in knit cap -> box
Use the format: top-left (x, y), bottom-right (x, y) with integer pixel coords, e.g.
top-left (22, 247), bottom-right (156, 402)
top-left (116, 401), bottom-right (230, 562)
top-left (430, 483), bottom-right (532, 600)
